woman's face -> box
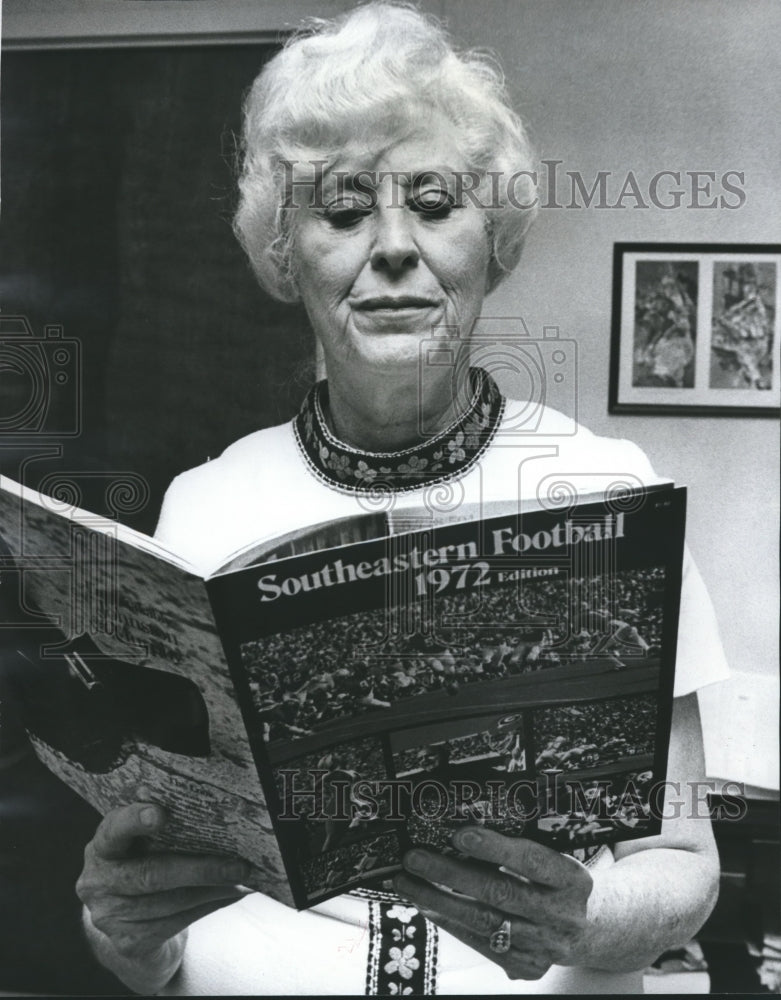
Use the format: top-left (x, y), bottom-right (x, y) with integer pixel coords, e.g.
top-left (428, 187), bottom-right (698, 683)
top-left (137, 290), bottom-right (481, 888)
top-left (291, 115), bottom-right (492, 382)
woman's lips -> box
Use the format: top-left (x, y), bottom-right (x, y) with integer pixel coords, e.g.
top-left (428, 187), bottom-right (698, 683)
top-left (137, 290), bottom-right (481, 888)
top-left (351, 297), bottom-right (443, 332)
top-left (350, 296), bottom-right (444, 335)
top-left (353, 296), bottom-right (439, 311)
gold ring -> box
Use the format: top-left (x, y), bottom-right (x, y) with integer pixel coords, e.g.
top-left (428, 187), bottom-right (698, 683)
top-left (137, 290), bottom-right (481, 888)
top-left (489, 917), bottom-right (512, 954)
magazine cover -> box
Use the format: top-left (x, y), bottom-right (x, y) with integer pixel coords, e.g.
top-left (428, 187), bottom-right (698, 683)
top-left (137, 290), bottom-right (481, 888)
top-left (210, 487), bottom-right (685, 908)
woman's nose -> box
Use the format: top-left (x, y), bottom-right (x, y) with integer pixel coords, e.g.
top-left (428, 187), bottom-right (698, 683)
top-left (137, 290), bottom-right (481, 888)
top-left (370, 206), bottom-right (420, 273)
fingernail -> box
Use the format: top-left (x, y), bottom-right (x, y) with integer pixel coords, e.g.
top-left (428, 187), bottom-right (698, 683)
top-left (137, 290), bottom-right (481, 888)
top-left (393, 873), bottom-right (414, 897)
top-left (454, 828), bottom-right (482, 851)
top-left (140, 806), bottom-right (159, 828)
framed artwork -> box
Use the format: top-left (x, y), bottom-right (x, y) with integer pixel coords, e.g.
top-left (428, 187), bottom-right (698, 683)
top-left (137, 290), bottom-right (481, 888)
top-left (609, 243), bottom-right (781, 416)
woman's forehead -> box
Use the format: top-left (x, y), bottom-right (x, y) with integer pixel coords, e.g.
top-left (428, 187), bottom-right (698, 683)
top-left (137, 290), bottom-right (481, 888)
top-left (310, 111), bottom-right (467, 176)
top-left (311, 118), bottom-right (470, 193)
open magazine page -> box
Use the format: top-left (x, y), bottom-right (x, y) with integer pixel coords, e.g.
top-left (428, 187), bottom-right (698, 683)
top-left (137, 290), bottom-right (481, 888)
top-left (208, 486), bottom-right (685, 910)
top-left (0, 474), bottom-right (196, 573)
top-left (0, 480), bottom-right (291, 904)
top-left (213, 511), bottom-right (392, 575)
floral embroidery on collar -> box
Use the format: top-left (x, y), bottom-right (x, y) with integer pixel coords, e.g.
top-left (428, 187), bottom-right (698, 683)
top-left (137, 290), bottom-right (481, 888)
top-left (293, 367), bottom-right (504, 495)
top-left (364, 893), bottom-right (438, 995)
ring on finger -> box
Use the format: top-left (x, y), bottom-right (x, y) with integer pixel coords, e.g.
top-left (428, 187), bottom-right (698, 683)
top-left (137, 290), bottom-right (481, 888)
top-left (488, 917), bottom-right (512, 954)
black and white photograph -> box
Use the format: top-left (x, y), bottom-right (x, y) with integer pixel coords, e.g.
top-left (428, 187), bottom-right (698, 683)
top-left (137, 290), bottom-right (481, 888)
top-left (270, 735), bottom-right (404, 901)
top-left (298, 830), bottom-right (401, 900)
top-left (536, 768), bottom-right (655, 850)
top-left (533, 695), bottom-right (657, 775)
top-left (610, 243), bottom-right (781, 416)
top-left (631, 260), bottom-right (698, 390)
top-left (236, 556), bottom-right (669, 752)
top-left (392, 712), bottom-right (529, 780)
top-left (0, 0), bottom-right (778, 996)
top-left (710, 260), bottom-right (777, 392)
top-left (391, 712), bottom-right (535, 851)
top-left (272, 735), bottom-right (393, 849)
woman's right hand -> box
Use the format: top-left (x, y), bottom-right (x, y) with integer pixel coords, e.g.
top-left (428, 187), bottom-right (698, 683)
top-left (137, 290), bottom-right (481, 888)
top-left (76, 801), bottom-right (250, 993)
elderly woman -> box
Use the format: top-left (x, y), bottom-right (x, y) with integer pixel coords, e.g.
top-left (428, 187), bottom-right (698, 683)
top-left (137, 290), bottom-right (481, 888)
top-left (76, 3), bottom-right (728, 994)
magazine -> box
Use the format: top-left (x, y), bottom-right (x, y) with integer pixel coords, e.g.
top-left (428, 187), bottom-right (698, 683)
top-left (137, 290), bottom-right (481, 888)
top-left (0, 475), bottom-right (684, 909)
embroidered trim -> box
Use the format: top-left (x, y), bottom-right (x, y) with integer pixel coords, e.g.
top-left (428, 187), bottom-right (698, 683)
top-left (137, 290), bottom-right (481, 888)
top-left (293, 367), bottom-right (504, 496)
top-left (365, 896), bottom-right (438, 996)
top-left (575, 843), bottom-right (611, 868)
top-left (352, 885), bottom-right (404, 904)
top-left (366, 899), bottom-right (382, 996)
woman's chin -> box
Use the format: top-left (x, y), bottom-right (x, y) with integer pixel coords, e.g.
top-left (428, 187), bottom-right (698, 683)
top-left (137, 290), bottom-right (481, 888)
top-left (341, 325), bottom-right (447, 376)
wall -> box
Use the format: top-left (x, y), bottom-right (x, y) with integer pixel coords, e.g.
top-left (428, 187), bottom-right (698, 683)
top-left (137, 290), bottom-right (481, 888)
top-left (425, 0), bottom-right (779, 687)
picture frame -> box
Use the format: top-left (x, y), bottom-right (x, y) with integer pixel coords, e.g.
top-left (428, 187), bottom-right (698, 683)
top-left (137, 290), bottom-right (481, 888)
top-left (609, 242), bottom-right (781, 416)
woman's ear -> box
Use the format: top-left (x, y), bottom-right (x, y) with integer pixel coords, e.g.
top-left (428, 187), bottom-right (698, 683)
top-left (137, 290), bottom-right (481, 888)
top-left (485, 238), bottom-right (526, 295)
top-left (484, 256), bottom-right (504, 295)
top-left (483, 221), bottom-right (505, 295)
top-left (271, 227), bottom-right (302, 303)
top-left (265, 254), bottom-right (301, 303)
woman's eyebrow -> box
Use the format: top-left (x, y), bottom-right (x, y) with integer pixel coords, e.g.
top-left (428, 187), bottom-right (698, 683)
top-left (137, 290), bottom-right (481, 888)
top-left (322, 169), bottom-right (382, 197)
top-left (326, 167), bottom-right (462, 189)
top-left (377, 167), bottom-right (461, 188)
top-left (337, 171), bottom-right (381, 190)
top-left (407, 167), bottom-right (461, 183)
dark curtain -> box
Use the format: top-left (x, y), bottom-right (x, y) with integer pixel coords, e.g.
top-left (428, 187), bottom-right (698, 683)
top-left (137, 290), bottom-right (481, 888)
top-left (1, 44), bottom-right (314, 535)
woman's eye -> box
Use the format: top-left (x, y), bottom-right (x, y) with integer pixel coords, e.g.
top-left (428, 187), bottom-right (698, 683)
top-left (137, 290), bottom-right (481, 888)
top-left (324, 201), bottom-right (372, 229)
top-left (409, 190), bottom-right (457, 219)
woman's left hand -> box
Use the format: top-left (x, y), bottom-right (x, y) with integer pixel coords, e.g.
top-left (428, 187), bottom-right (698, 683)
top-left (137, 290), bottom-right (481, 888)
top-left (394, 827), bottom-right (593, 981)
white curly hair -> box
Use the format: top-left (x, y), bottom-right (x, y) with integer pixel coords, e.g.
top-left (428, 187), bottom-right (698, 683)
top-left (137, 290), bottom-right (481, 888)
top-left (234, 1), bottom-right (538, 302)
